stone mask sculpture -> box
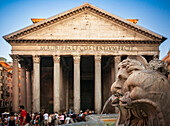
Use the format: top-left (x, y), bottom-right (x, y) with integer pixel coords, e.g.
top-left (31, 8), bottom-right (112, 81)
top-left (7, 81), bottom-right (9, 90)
top-left (111, 56), bottom-right (170, 126)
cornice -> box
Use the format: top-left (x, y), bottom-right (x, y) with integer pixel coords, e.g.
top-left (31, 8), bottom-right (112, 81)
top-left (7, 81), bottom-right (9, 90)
top-left (7, 39), bottom-right (162, 44)
top-left (3, 3), bottom-right (166, 42)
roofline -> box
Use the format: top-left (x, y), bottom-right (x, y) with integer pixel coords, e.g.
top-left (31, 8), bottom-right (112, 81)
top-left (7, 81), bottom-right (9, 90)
top-left (5, 39), bottom-right (163, 45)
top-left (162, 55), bottom-right (168, 61)
top-left (3, 3), bottom-right (167, 42)
top-left (162, 50), bottom-right (170, 61)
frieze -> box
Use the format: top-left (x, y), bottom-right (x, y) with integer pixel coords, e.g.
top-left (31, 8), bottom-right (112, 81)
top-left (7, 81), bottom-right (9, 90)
top-left (40, 45), bottom-right (133, 52)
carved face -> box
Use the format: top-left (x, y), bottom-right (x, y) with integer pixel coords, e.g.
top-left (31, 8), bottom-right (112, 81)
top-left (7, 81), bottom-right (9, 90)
top-left (111, 58), bottom-right (145, 104)
top-left (110, 57), bottom-right (170, 126)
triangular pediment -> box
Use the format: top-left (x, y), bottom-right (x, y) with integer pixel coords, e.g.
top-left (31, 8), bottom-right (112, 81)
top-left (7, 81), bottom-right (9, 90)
top-left (17, 11), bottom-right (152, 40)
top-left (3, 3), bottom-right (166, 42)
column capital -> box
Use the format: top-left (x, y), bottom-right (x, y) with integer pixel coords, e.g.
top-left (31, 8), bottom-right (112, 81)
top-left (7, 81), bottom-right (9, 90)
top-left (73, 55), bottom-right (80, 64)
top-left (114, 55), bottom-right (121, 63)
top-left (95, 55), bottom-right (101, 62)
top-left (53, 55), bottom-right (60, 63)
top-left (33, 55), bottom-right (40, 63)
top-left (10, 55), bottom-right (19, 62)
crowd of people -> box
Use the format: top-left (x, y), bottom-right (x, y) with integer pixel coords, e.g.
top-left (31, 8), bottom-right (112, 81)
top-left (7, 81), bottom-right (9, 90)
top-left (0, 105), bottom-right (95, 126)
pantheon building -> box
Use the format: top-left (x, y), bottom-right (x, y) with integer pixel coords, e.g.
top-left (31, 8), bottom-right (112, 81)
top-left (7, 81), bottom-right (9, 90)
top-left (3, 3), bottom-right (166, 114)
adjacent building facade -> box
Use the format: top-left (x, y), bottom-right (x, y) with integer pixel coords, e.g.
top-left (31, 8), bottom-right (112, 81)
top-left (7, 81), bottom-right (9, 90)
top-left (0, 57), bottom-right (12, 110)
top-left (162, 51), bottom-right (170, 80)
top-left (3, 3), bottom-right (166, 114)
top-left (0, 58), bottom-right (12, 111)
top-left (0, 58), bottom-right (21, 112)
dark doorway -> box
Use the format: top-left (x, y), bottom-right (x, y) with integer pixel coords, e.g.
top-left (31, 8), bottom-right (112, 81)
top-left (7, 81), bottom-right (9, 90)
top-left (81, 80), bottom-right (94, 111)
top-left (40, 57), bottom-right (53, 113)
top-left (80, 56), bottom-right (94, 111)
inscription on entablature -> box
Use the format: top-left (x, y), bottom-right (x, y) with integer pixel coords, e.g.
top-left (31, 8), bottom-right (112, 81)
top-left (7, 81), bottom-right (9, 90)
top-left (40, 45), bottom-right (133, 52)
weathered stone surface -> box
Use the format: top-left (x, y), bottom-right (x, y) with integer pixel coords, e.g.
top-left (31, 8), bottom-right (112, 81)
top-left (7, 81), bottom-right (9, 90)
top-left (18, 11), bottom-right (151, 41)
top-left (73, 55), bottom-right (81, 114)
top-left (95, 55), bottom-right (102, 114)
top-left (11, 55), bottom-right (19, 113)
top-left (10, 44), bottom-right (160, 57)
top-left (32, 55), bottom-right (40, 113)
top-left (53, 55), bottom-right (61, 112)
top-left (111, 56), bottom-right (170, 126)
top-left (149, 58), bottom-right (169, 77)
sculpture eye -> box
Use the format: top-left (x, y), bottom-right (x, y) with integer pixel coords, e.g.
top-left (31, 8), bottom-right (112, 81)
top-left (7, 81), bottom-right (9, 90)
top-left (118, 75), bottom-right (126, 80)
top-left (128, 85), bottom-right (134, 91)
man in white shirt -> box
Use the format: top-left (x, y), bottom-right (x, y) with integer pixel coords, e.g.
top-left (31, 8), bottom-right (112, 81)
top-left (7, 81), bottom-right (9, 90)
top-left (43, 112), bottom-right (48, 126)
top-left (64, 114), bottom-right (74, 124)
top-left (55, 112), bottom-right (59, 119)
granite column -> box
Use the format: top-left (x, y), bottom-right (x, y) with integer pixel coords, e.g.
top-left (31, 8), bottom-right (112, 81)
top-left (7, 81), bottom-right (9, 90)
top-left (11, 55), bottom-right (19, 113)
top-left (53, 55), bottom-right (60, 113)
top-left (73, 55), bottom-right (80, 114)
top-left (32, 55), bottom-right (40, 113)
top-left (95, 55), bottom-right (102, 114)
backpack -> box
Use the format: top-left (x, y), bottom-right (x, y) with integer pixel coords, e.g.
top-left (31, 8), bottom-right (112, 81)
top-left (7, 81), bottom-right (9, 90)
top-left (26, 113), bottom-right (31, 123)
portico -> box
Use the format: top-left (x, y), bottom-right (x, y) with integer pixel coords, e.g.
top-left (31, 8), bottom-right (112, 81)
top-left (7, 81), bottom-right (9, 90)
top-left (3, 3), bottom-right (166, 114)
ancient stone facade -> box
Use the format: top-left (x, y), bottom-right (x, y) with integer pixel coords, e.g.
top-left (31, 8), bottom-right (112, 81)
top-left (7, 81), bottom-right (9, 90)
top-left (3, 3), bottom-right (166, 114)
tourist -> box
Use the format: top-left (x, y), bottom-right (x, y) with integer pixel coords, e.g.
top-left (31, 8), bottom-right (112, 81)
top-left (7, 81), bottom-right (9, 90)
top-left (55, 112), bottom-right (58, 119)
top-left (4, 114), bottom-right (8, 126)
top-left (64, 114), bottom-right (74, 124)
top-left (54, 112), bottom-right (61, 125)
top-left (79, 110), bottom-right (83, 118)
top-left (43, 112), bottom-right (48, 126)
top-left (51, 113), bottom-right (55, 125)
top-left (39, 112), bottom-right (44, 126)
top-left (1, 115), bottom-right (5, 125)
top-left (26, 113), bottom-right (31, 125)
top-left (8, 112), bottom-right (15, 126)
top-left (48, 114), bottom-right (52, 126)
top-left (59, 113), bottom-right (65, 124)
top-left (35, 114), bottom-right (40, 126)
top-left (30, 113), bottom-right (34, 125)
top-left (19, 105), bottom-right (28, 126)
top-left (14, 113), bottom-right (19, 126)
top-left (71, 113), bottom-right (77, 123)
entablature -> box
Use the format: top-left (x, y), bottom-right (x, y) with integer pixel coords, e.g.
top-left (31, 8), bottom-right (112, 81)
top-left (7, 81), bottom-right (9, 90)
top-left (8, 39), bottom-right (162, 45)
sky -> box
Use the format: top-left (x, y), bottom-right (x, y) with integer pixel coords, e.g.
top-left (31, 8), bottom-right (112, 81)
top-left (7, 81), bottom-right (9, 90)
top-left (0, 0), bottom-right (170, 62)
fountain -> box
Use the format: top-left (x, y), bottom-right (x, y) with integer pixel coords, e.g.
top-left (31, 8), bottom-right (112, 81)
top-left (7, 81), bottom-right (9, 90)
top-left (62, 95), bottom-right (115, 126)
top-left (63, 55), bottom-right (169, 126)
top-left (110, 56), bottom-right (170, 126)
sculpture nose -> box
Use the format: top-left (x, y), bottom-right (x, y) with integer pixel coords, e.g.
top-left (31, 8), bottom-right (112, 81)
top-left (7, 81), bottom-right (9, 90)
top-left (111, 81), bottom-right (122, 94)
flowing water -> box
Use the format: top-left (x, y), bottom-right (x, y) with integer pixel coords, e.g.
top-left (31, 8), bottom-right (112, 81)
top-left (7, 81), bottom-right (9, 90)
top-left (62, 95), bottom-right (115, 126)
top-left (96, 95), bottom-right (115, 126)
